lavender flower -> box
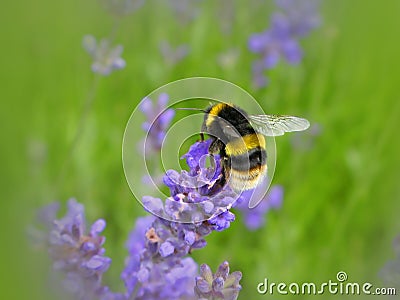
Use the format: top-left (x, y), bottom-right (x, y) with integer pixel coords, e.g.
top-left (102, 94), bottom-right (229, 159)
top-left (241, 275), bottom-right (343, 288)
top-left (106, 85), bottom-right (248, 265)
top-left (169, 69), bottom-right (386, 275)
top-left (159, 41), bottom-right (189, 66)
top-left (275, 0), bottom-right (321, 36)
top-left (139, 93), bottom-right (175, 154)
top-left (122, 140), bottom-right (241, 298)
top-left (33, 136), bottom-right (246, 299)
top-left (138, 140), bottom-right (237, 256)
top-left (34, 199), bottom-right (243, 300)
top-left (234, 184), bottom-right (283, 230)
top-left (83, 35), bottom-right (126, 76)
top-left (248, 0), bottom-right (320, 88)
top-left (195, 261), bottom-right (242, 300)
top-left (158, 139), bottom-right (238, 225)
top-left (121, 213), bottom-right (243, 299)
top-left (165, 0), bottom-right (202, 24)
top-left (34, 199), bottom-right (112, 300)
top-left (34, 199), bottom-right (202, 300)
top-left (121, 215), bottom-right (156, 296)
top-left (121, 215), bottom-right (200, 299)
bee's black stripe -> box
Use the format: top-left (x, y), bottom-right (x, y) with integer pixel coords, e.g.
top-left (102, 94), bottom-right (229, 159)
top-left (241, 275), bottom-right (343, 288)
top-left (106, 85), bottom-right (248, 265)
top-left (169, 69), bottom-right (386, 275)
top-left (213, 105), bottom-right (249, 127)
top-left (228, 147), bottom-right (267, 171)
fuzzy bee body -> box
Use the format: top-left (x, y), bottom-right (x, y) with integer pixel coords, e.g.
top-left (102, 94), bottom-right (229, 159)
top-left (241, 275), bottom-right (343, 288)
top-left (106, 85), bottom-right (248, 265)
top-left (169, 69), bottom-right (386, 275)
top-left (202, 103), bottom-right (267, 192)
top-left (199, 102), bottom-right (310, 193)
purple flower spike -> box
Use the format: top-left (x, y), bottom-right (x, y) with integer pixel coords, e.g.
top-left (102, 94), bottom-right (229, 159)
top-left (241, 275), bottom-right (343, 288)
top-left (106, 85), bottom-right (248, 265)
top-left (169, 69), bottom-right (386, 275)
top-left (166, 0), bottom-right (202, 24)
top-left (234, 184), bottom-right (284, 230)
top-left (195, 261), bottom-right (242, 300)
top-left (139, 93), bottom-right (175, 155)
top-left (160, 41), bottom-right (190, 66)
top-left (122, 217), bottom-right (199, 299)
top-left (34, 135), bottom-right (250, 300)
top-left (33, 199), bottom-right (114, 300)
top-left (275, 0), bottom-right (321, 36)
top-left (121, 136), bottom-right (246, 298)
top-left (248, 0), bottom-right (320, 87)
top-left (83, 35), bottom-right (126, 76)
top-left (161, 140), bottom-right (238, 224)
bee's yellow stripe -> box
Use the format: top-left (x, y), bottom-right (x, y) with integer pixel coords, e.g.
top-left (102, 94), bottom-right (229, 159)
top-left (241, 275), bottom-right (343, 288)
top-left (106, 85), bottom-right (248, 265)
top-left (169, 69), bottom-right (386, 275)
top-left (205, 103), bottom-right (228, 127)
top-left (227, 164), bottom-right (267, 191)
top-left (230, 165), bottom-right (266, 179)
top-left (225, 134), bottom-right (266, 156)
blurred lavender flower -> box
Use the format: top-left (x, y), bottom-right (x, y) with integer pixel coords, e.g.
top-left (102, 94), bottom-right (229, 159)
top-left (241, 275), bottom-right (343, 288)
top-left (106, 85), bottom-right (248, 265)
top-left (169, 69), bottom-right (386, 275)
top-left (33, 199), bottom-right (113, 300)
top-left (83, 35), bottom-right (126, 76)
top-left (234, 184), bottom-right (283, 230)
top-left (139, 93), bottom-right (175, 155)
top-left (165, 0), bottom-right (202, 24)
top-left (195, 261), bottom-right (242, 300)
top-left (275, 0), bottom-right (321, 36)
top-left (379, 235), bottom-right (400, 289)
top-left (33, 199), bottom-right (241, 300)
top-left (159, 41), bottom-right (189, 66)
top-left (100, 0), bottom-right (145, 16)
top-left (248, 0), bottom-right (320, 88)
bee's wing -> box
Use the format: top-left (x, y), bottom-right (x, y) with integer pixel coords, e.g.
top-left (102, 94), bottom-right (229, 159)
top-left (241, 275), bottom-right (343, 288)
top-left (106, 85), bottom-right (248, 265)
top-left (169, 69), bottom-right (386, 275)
top-left (249, 114), bottom-right (310, 136)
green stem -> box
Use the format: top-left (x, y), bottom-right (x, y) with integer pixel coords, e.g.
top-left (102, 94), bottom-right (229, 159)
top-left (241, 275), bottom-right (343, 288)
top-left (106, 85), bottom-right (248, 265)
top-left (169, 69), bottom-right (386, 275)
top-left (55, 74), bottom-right (100, 190)
top-left (55, 16), bottom-right (123, 192)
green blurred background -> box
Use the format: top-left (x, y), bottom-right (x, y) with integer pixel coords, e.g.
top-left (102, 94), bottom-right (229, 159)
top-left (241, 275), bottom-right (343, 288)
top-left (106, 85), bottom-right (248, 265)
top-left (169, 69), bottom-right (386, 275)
top-left (1, 0), bottom-right (400, 299)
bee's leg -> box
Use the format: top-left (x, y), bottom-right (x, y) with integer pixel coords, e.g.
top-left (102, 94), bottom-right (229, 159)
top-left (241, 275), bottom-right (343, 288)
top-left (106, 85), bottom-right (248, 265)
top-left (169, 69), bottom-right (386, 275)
top-left (209, 152), bottom-right (216, 170)
top-left (209, 139), bottom-right (224, 154)
top-left (208, 139), bottom-right (227, 190)
top-left (196, 131), bottom-right (205, 142)
top-left (219, 166), bottom-right (227, 187)
top-left (208, 162), bottom-right (228, 195)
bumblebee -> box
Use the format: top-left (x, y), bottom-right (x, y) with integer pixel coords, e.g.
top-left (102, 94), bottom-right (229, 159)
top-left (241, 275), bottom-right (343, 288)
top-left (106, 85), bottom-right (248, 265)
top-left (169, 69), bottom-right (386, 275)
top-left (182, 103), bottom-right (310, 193)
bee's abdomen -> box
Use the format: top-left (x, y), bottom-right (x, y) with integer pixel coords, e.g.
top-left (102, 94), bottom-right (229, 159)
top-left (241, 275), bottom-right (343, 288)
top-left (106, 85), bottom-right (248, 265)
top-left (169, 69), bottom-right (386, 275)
top-left (229, 147), bottom-right (267, 171)
top-left (221, 133), bottom-right (267, 192)
top-left (226, 156), bottom-right (267, 192)
top-left (225, 133), bottom-right (265, 154)
top-left (225, 146), bottom-right (267, 192)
